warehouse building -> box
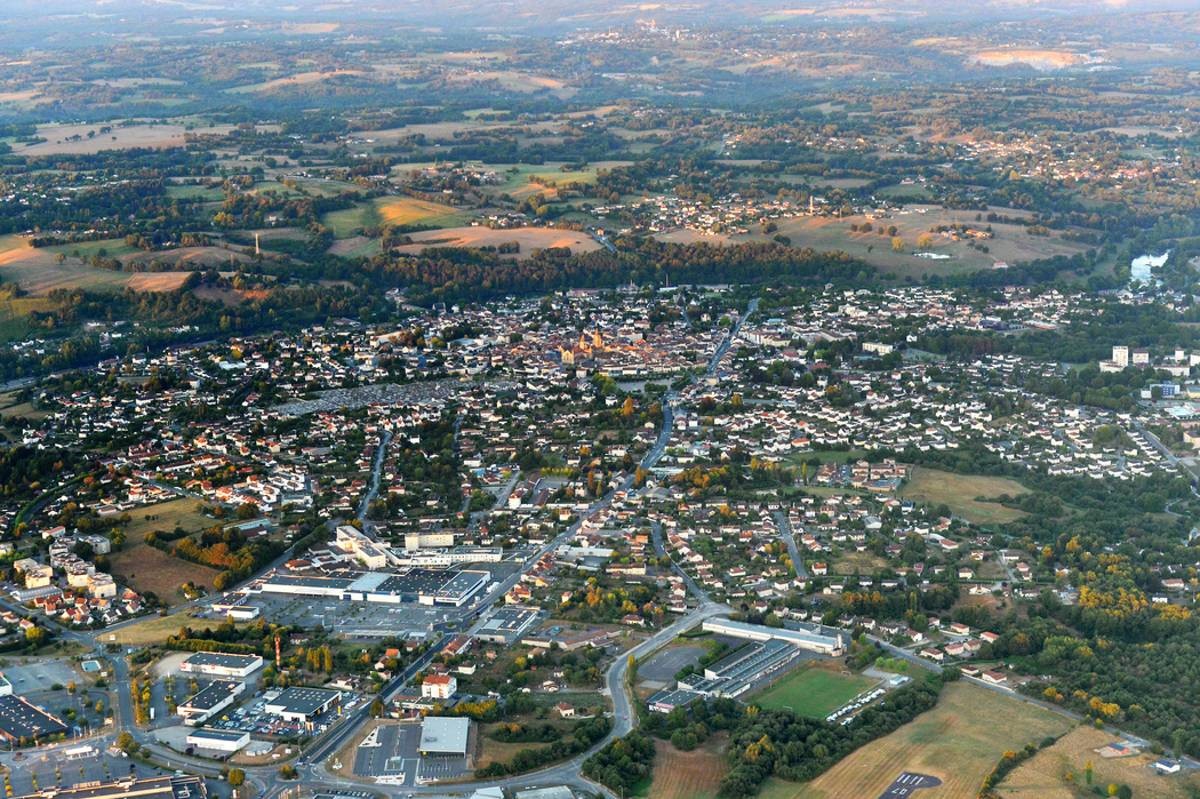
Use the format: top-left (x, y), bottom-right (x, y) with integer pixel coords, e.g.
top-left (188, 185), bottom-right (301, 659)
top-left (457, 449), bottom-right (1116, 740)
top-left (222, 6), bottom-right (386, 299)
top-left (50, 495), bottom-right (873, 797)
top-left (676, 639), bottom-right (803, 699)
top-left (264, 686), bottom-right (341, 722)
top-left (260, 567), bottom-right (488, 607)
top-left (474, 606), bottom-right (540, 644)
top-left (179, 651), bottom-right (264, 679)
top-left (0, 694), bottom-right (67, 744)
top-left (419, 716), bottom-right (471, 756)
top-left (186, 727), bottom-right (250, 754)
top-left (178, 680), bottom-right (245, 726)
top-left (701, 618), bottom-right (845, 656)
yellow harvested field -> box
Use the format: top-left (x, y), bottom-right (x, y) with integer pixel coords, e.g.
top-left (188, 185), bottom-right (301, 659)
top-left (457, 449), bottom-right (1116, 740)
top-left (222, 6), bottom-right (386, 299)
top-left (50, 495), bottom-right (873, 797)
top-left (761, 683), bottom-right (1073, 799)
top-left (0, 237), bottom-right (218, 295)
top-left (14, 122), bottom-right (238, 156)
top-left (377, 197), bottom-right (464, 227)
top-left (393, 226), bottom-right (600, 259)
top-left (900, 467), bottom-right (1027, 525)
top-left (999, 726), bottom-right (1200, 799)
top-left (655, 229), bottom-right (733, 245)
top-left (970, 49), bottom-right (1089, 70)
top-left (226, 70), bottom-right (364, 94)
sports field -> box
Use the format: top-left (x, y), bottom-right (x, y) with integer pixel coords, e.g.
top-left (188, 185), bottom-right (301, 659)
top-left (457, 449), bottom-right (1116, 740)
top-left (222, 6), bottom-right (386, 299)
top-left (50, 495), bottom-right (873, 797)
top-left (759, 682), bottom-right (1073, 799)
top-left (751, 665), bottom-right (876, 718)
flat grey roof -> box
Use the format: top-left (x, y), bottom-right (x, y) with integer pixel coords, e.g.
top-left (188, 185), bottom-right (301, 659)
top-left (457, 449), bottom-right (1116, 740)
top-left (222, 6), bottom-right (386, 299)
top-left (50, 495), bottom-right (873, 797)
top-left (419, 716), bottom-right (470, 754)
top-left (183, 652), bottom-right (262, 668)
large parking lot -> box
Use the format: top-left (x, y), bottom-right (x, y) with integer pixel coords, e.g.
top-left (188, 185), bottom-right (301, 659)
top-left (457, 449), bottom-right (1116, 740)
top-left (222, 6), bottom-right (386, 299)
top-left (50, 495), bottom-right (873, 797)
top-left (0, 658), bottom-right (81, 692)
top-left (352, 722), bottom-right (469, 786)
top-left (204, 688), bottom-right (362, 739)
top-left (0, 744), bottom-right (177, 797)
top-left (225, 594), bottom-right (472, 640)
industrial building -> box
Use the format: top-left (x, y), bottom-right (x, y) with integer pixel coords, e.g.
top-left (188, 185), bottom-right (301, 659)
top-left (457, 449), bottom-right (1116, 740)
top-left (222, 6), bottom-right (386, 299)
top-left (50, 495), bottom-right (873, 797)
top-left (264, 686), bottom-right (342, 722)
top-left (701, 618), bottom-right (845, 655)
top-left (677, 639), bottom-right (803, 698)
top-left (259, 567), bottom-right (488, 607)
top-left (186, 727), bottom-right (251, 754)
top-left (647, 618), bottom-right (845, 713)
top-left (474, 606), bottom-right (540, 644)
top-left (178, 680), bottom-right (245, 726)
top-left (419, 716), bottom-right (471, 756)
top-left (13, 776), bottom-right (207, 799)
top-left (179, 651), bottom-right (264, 679)
top-left (0, 694), bottom-right (67, 743)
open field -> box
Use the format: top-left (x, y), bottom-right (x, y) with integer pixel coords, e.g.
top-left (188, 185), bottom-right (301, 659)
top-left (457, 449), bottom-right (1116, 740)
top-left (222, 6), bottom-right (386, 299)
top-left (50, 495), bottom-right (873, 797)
top-left (13, 121), bottom-right (238, 156)
top-left (321, 197), bottom-right (471, 238)
top-left (328, 236), bottom-right (382, 259)
top-left (832, 550), bottom-right (890, 575)
top-left (998, 725), bottom-right (1200, 799)
top-left (639, 736), bottom-right (728, 799)
top-left (0, 389), bottom-right (48, 420)
top-left (760, 682), bottom-right (1074, 799)
top-left (225, 69), bottom-right (365, 94)
top-left (725, 205), bottom-right (1089, 279)
top-left (475, 725), bottom-right (554, 770)
top-left (165, 184), bottom-right (225, 201)
top-left (108, 498), bottom-right (221, 603)
top-left (970, 49), bottom-right (1090, 70)
top-left (108, 542), bottom-right (221, 605)
top-left (900, 467), bottom-right (1027, 525)
top-left (751, 664), bottom-right (876, 718)
top-left (119, 497), bottom-right (214, 541)
top-left (102, 613), bottom-right (197, 646)
top-left (392, 226), bottom-right (600, 259)
top-left (0, 236), bottom-right (198, 295)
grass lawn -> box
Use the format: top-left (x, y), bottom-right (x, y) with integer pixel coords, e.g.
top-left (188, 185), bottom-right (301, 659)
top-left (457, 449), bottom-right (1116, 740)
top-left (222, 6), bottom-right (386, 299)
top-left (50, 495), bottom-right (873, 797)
top-left (637, 736), bottom-right (728, 799)
top-left (120, 497), bottom-right (215, 540)
top-left (900, 466), bottom-right (1027, 525)
top-left (759, 682), bottom-right (1073, 799)
top-left (165, 184), bottom-right (224, 200)
top-left (750, 665), bottom-right (876, 718)
top-left (102, 612), bottom-right (200, 646)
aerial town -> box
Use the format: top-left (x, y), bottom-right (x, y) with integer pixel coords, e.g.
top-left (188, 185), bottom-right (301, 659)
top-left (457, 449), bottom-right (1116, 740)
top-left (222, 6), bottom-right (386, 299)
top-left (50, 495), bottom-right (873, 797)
top-left (0, 2), bottom-right (1200, 799)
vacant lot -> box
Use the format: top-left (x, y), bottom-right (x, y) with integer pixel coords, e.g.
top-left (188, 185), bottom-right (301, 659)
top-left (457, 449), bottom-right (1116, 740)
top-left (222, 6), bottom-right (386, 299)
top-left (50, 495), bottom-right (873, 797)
top-left (761, 683), bottom-right (1073, 799)
top-left (901, 467), bottom-right (1027, 525)
top-left (120, 497), bottom-right (214, 541)
top-left (109, 542), bottom-right (221, 605)
top-left (392, 226), bottom-right (599, 259)
top-left (640, 736), bottom-right (728, 799)
top-left (104, 611), bottom-right (226, 647)
top-left (751, 664), bottom-right (876, 718)
top-left (999, 725), bottom-right (1200, 799)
